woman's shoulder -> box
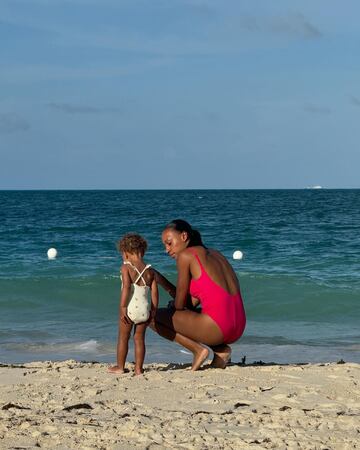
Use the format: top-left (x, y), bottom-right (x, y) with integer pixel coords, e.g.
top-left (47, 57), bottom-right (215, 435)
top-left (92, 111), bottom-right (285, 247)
top-left (183, 246), bottom-right (223, 260)
top-left (202, 248), bottom-right (232, 270)
top-left (181, 246), bottom-right (206, 261)
top-left (208, 248), bottom-right (226, 258)
top-left (190, 246), bottom-right (222, 258)
top-left (177, 248), bottom-right (194, 262)
top-left (184, 245), bottom-right (206, 254)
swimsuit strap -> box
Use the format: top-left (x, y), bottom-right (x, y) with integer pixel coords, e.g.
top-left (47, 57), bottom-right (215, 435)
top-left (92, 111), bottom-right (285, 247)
top-left (188, 249), bottom-right (237, 296)
top-left (124, 261), bottom-right (152, 286)
top-left (187, 248), bottom-right (205, 273)
top-left (134, 264), bottom-right (151, 285)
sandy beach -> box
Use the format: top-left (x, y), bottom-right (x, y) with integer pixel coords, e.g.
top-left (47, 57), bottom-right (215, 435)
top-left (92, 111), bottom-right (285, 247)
top-left (0, 360), bottom-right (359, 449)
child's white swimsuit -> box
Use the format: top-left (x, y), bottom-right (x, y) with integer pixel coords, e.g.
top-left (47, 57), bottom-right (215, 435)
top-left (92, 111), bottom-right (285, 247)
top-left (124, 262), bottom-right (152, 324)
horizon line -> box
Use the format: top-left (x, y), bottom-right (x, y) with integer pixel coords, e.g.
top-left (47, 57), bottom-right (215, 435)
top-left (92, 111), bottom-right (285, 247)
top-left (1, 187), bottom-right (359, 192)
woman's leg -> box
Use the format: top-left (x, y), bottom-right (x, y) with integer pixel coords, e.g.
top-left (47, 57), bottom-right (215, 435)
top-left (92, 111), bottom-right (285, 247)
top-left (152, 308), bottom-right (224, 370)
top-left (133, 323), bottom-right (147, 375)
top-left (152, 317), bottom-right (209, 371)
top-left (210, 344), bottom-right (232, 369)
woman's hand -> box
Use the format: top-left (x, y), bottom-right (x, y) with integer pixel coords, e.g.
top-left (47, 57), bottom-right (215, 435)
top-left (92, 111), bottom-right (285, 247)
top-left (146, 308), bottom-right (157, 327)
top-left (167, 300), bottom-right (175, 309)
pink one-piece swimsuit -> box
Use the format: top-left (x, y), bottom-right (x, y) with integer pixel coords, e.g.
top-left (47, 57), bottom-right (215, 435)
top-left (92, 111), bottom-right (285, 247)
top-left (189, 251), bottom-right (246, 344)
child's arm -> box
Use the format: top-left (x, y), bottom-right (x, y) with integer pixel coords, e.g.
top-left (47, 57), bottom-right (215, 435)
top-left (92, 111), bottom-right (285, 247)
top-left (150, 275), bottom-right (159, 320)
top-left (119, 264), bottom-right (131, 324)
top-left (153, 269), bottom-right (176, 299)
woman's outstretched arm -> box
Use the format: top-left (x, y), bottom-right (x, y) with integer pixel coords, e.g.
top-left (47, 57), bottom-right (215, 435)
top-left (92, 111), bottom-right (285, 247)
top-left (154, 268), bottom-right (197, 310)
top-left (174, 252), bottom-right (191, 310)
top-left (153, 269), bottom-right (176, 299)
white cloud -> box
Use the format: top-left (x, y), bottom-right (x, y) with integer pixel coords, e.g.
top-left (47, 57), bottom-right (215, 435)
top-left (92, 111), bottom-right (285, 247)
top-left (0, 58), bottom-right (173, 82)
top-left (47, 103), bottom-right (122, 114)
top-left (0, 113), bottom-right (30, 133)
top-left (304, 104), bottom-right (331, 114)
top-left (239, 13), bottom-right (321, 39)
top-left (350, 96), bottom-right (360, 107)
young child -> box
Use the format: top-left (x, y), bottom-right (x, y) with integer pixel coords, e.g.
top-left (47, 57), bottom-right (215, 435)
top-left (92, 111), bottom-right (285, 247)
top-left (108, 233), bottom-right (158, 375)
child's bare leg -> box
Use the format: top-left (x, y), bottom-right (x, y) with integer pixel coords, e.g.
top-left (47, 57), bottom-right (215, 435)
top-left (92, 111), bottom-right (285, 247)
top-left (133, 322), bottom-right (147, 375)
top-left (108, 320), bottom-right (132, 373)
top-left (117, 320), bottom-right (133, 370)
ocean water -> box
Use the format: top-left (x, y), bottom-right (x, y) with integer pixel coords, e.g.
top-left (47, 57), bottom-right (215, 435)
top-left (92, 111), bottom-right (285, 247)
top-left (0, 190), bottom-right (359, 365)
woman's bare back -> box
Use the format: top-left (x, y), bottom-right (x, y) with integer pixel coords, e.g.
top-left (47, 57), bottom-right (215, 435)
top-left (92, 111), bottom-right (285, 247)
top-left (188, 246), bottom-right (240, 295)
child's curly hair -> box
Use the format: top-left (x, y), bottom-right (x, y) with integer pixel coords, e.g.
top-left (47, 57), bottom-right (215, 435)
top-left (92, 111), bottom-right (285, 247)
top-left (117, 233), bottom-right (148, 256)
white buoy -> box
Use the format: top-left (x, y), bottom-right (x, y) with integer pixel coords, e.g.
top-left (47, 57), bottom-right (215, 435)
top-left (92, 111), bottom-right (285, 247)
top-left (232, 250), bottom-right (243, 260)
top-left (47, 248), bottom-right (57, 260)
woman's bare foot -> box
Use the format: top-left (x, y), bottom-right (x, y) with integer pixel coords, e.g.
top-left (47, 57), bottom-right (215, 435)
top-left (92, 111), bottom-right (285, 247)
top-left (108, 365), bottom-right (125, 374)
top-left (191, 346), bottom-right (209, 371)
top-left (210, 345), bottom-right (231, 369)
top-left (134, 367), bottom-right (144, 376)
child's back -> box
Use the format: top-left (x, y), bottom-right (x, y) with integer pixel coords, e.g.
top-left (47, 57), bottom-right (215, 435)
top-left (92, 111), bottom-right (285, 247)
top-left (123, 262), bottom-right (153, 324)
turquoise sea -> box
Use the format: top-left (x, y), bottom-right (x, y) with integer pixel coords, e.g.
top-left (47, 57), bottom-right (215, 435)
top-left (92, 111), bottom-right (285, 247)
top-left (0, 190), bottom-right (359, 365)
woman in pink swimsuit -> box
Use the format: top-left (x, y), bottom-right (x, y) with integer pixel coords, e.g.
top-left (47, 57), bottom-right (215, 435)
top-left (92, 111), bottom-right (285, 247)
top-left (152, 219), bottom-right (246, 371)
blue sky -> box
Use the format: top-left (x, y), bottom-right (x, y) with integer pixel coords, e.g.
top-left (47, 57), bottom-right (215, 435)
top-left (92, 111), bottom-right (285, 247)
top-left (1, 0), bottom-right (359, 189)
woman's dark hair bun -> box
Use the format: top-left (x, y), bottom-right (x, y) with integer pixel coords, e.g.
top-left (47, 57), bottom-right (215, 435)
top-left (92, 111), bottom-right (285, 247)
top-left (164, 219), bottom-right (204, 247)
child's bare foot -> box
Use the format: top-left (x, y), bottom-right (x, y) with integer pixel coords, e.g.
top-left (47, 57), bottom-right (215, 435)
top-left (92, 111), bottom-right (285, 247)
top-left (191, 346), bottom-right (209, 371)
top-left (210, 345), bottom-right (231, 369)
top-left (108, 365), bottom-right (125, 374)
top-left (134, 367), bottom-right (144, 376)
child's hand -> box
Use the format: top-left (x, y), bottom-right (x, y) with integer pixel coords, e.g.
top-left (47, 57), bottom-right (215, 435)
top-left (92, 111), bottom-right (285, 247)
top-left (120, 306), bottom-right (131, 324)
